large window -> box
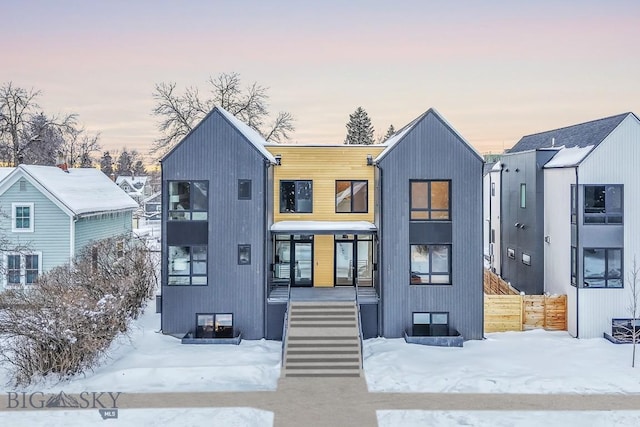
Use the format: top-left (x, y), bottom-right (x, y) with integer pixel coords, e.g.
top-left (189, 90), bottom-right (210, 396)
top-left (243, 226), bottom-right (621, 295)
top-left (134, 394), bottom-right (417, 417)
top-left (412, 312), bottom-right (449, 336)
top-left (5, 253), bottom-right (40, 287)
top-left (168, 181), bottom-right (208, 221)
top-left (195, 313), bottom-right (234, 338)
top-left (583, 248), bottom-right (622, 288)
top-left (584, 185), bottom-right (622, 224)
top-left (12, 203), bottom-right (34, 232)
top-left (410, 180), bottom-right (450, 220)
top-left (336, 180), bottom-right (368, 213)
top-left (280, 180), bottom-right (312, 213)
top-left (410, 244), bottom-right (451, 285)
top-left (168, 245), bottom-right (207, 285)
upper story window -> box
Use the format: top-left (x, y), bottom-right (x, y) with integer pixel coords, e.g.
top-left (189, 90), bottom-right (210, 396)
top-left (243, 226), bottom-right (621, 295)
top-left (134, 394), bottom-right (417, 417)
top-left (336, 180), bottom-right (368, 213)
top-left (238, 179), bottom-right (252, 200)
top-left (571, 185), bottom-right (577, 224)
top-left (280, 180), bottom-right (312, 213)
top-left (12, 203), bottom-right (34, 232)
top-left (410, 180), bottom-right (450, 221)
top-left (410, 244), bottom-right (451, 285)
top-left (168, 245), bottom-right (207, 285)
top-left (584, 185), bottom-right (622, 224)
top-left (583, 248), bottom-right (622, 288)
top-left (520, 183), bottom-right (526, 208)
top-left (168, 181), bottom-right (208, 221)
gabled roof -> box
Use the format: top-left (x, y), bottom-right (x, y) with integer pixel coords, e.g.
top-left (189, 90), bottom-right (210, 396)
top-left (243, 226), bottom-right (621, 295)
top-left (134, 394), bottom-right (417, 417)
top-left (0, 165), bottom-right (138, 216)
top-left (508, 113), bottom-right (631, 153)
top-left (116, 175), bottom-right (148, 186)
top-left (143, 191), bottom-right (161, 204)
top-left (375, 108), bottom-right (483, 163)
top-left (161, 106), bottom-right (276, 164)
top-left (0, 167), bottom-right (13, 182)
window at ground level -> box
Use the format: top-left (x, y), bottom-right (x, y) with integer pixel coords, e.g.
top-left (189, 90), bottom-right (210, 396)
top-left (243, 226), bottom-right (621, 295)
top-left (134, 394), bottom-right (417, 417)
top-left (5, 253), bottom-right (40, 287)
top-left (584, 185), bottom-right (622, 224)
top-left (280, 180), bottom-right (312, 213)
top-left (195, 313), bottom-right (234, 338)
top-left (583, 248), bottom-right (622, 288)
top-left (336, 180), bottom-right (368, 213)
top-left (168, 181), bottom-right (208, 221)
top-left (168, 245), bottom-right (207, 285)
top-left (410, 244), bottom-right (451, 285)
top-left (12, 203), bottom-right (34, 232)
top-left (412, 312), bottom-right (449, 336)
top-left (410, 180), bottom-right (450, 220)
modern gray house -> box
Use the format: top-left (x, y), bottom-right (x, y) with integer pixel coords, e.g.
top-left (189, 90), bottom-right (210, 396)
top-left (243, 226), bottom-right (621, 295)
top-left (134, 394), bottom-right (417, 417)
top-left (160, 106), bottom-right (484, 344)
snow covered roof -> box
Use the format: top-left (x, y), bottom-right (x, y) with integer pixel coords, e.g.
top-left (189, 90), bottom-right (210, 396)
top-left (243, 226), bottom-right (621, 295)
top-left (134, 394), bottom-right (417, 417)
top-left (0, 167), bottom-right (13, 182)
top-left (0, 165), bottom-right (138, 216)
top-left (216, 107), bottom-right (277, 164)
top-left (543, 145), bottom-right (595, 168)
top-left (508, 113), bottom-right (630, 153)
top-left (116, 175), bottom-right (148, 186)
top-left (143, 191), bottom-right (161, 204)
top-left (271, 221), bottom-right (377, 234)
top-left (375, 108), bottom-right (483, 163)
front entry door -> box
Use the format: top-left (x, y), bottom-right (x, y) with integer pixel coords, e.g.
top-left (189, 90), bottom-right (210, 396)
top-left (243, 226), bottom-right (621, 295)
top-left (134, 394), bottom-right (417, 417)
top-left (292, 241), bottom-right (313, 287)
top-left (335, 241), bottom-right (354, 286)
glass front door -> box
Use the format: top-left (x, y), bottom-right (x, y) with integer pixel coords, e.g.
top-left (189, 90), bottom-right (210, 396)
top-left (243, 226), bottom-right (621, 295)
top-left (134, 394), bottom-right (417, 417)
top-left (335, 241), bottom-right (354, 286)
top-left (335, 236), bottom-right (373, 286)
top-left (293, 241), bottom-right (313, 287)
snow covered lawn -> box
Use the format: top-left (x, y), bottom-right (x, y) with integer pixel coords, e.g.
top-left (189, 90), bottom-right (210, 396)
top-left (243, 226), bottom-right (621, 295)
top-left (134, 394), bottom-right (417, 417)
top-left (364, 329), bottom-right (640, 393)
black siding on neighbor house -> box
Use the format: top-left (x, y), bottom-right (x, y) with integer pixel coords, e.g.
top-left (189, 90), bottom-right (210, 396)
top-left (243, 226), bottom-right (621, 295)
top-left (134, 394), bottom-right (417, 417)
top-left (500, 150), bottom-right (556, 295)
top-left (377, 112), bottom-right (484, 340)
top-left (161, 110), bottom-right (269, 339)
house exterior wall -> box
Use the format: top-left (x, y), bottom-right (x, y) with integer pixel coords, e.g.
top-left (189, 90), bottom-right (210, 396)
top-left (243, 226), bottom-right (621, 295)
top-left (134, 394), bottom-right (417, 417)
top-left (74, 211), bottom-right (133, 255)
top-left (573, 114), bottom-right (640, 338)
top-left (488, 169), bottom-right (502, 274)
top-left (266, 145), bottom-right (384, 287)
top-left (500, 150), bottom-right (556, 295)
top-left (543, 167), bottom-right (577, 336)
top-left (161, 110), bottom-right (269, 340)
top-left (0, 177), bottom-right (71, 280)
top-left (377, 112), bottom-right (484, 340)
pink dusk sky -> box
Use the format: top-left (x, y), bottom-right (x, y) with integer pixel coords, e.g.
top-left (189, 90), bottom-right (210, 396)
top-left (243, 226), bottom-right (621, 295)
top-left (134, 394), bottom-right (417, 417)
top-left (2, 0), bottom-right (639, 162)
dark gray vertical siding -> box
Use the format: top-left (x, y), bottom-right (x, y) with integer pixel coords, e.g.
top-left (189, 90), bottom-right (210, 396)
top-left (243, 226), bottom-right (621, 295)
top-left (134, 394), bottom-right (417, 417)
top-left (161, 111), bottom-right (267, 339)
top-left (500, 150), bottom-right (555, 295)
top-left (378, 112), bottom-right (484, 339)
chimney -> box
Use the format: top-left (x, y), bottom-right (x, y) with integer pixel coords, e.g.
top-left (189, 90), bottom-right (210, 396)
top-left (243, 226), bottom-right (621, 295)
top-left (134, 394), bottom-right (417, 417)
top-left (55, 153), bottom-right (69, 173)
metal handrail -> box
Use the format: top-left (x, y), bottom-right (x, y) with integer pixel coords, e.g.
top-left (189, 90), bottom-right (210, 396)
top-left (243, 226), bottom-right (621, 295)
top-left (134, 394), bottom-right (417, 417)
top-left (355, 277), bottom-right (364, 370)
top-left (280, 277), bottom-right (292, 367)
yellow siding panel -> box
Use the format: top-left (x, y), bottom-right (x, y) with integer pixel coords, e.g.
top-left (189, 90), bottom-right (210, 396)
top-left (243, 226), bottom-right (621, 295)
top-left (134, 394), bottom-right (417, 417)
top-left (314, 235), bottom-right (334, 287)
top-left (267, 146), bottom-right (385, 223)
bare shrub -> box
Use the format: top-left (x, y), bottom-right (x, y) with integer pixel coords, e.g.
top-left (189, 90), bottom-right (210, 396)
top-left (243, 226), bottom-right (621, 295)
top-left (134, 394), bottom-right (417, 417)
top-left (0, 234), bottom-right (157, 386)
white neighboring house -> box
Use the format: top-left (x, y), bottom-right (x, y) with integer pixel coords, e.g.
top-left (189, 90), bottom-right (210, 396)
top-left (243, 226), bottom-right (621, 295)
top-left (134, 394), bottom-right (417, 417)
top-left (0, 165), bottom-right (138, 290)
top-left (493, 112), bottom-right (640, 338)
top-left (116, 175), bottom-right (152, 204)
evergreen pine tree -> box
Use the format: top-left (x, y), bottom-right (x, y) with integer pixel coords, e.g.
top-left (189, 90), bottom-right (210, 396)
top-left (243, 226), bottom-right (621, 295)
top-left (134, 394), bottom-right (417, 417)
top-left (383, 124), bottom-right (396, 140)
top-left (344, 107), bottom-right (374, 145)
top-left (99, 151), bottom-right (113, 177)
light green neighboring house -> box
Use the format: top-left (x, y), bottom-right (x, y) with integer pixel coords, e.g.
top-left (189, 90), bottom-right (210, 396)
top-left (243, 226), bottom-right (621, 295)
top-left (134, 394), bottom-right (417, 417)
top-left (0, 165), bottom-right (138, 290)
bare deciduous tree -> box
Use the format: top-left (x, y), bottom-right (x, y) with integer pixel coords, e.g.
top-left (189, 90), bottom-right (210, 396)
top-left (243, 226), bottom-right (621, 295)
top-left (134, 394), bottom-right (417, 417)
top-left (151, 72), bottom-right (294, 157)
top-left (61, 127), bottom-right (102, 168)
top-left (0, 82), bottom-right (78, 166)
top-left (621, 256), bottom-right (640, 367)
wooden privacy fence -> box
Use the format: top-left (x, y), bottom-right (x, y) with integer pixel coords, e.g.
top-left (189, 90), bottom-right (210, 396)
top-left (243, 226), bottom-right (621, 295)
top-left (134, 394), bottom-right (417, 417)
top-left (484, 269), bottom-right (567, 333)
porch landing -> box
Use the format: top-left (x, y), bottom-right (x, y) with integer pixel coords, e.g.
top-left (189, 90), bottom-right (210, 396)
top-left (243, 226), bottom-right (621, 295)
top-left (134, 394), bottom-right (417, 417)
top-left (268, 286), bottom-right (378, 304)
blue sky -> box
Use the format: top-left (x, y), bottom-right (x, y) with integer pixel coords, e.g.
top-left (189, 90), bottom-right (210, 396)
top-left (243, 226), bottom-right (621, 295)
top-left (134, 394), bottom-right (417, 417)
top-left (2, 0), bottom-right (639, 160)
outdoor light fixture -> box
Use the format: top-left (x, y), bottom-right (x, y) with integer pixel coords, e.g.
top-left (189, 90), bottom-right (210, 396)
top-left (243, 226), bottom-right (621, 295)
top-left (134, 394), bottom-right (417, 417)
top-left (366, 154), bottom-right (374, 166)
top-left (274, 154), bottom-right (282, 166)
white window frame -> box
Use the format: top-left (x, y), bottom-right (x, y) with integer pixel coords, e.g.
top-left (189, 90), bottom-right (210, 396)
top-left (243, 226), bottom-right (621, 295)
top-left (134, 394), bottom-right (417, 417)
top-left (3, 251), bottom-right (42, 288)
top-left (12, 203), bottom-right (34, 233)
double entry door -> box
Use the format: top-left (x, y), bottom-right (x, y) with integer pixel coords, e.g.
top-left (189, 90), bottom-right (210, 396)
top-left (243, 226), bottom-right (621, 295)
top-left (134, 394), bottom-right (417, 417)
top-left (335, 235), bottom-right (373, 287)
top-left (274, 235), bottom-right (313, 287)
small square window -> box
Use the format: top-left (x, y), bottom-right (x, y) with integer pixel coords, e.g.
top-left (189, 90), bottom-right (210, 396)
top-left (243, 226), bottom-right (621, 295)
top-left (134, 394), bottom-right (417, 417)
top-left (238, 244), bottom-right (251, 265)
top-left (238, 179), bottom-right (252, 200)
top-left (507, 248), bottom-right (515, 259)
top-left (12, 203), bottom-right (34, 232)
top-left (522, 253), bottom-right (531, 266)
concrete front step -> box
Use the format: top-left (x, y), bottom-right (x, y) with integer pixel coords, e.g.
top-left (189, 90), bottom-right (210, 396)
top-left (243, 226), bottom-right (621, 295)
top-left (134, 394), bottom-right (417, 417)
top-left (284, 301), bottom-right (362, 378)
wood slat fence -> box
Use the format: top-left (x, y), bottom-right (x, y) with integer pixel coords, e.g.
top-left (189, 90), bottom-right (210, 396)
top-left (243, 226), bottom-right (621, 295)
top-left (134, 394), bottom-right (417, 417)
top-left (483, 269), bottom-right (567, 333)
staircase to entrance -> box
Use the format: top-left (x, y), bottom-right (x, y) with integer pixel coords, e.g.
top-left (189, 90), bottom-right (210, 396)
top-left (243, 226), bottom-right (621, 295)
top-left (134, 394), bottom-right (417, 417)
top-left (282, 301), bottom-right (362, 378)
